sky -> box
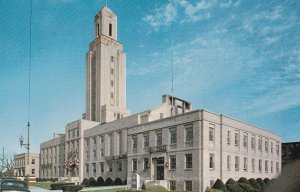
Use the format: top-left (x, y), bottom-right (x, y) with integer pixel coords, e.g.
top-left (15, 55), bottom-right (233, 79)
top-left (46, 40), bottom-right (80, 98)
top-left (0, 0), bottom-right (299, 155)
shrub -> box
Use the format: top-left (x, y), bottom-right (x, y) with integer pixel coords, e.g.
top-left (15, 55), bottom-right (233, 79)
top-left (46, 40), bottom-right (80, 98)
top-left (238, 183), bottom-right (256, 192)
top-left (62, 185), bottom-right (83, 192)
top-left (96, 177), bottom-right (104, 186)
top-left (256, 178), bottom-right (265, 190)
top-left (226, 178), bottom-right (237, 185)
top-left (81, 178), bottom-right (88, 187)
top-left (238, 177), bottom-right (250, 185)
top-left (50, 183), bottom-right (75, 190)
top-left (263, 178), bottom-right (270, 185)
top-left (114, 178), bottom-right (123, 186)
top-left (212, 179), bottom-right (227, 192)
top-left (141, 183), bottom-right (146, 190)
top-left (104, 178), bottom-right (113, 186)
top-left (88, 177), bottom-right (97, 187)
top-left (123, 179), bottom-right (127, 185)
top-left (248, 178), bottom-right (261, 192)
top-left (226, 184), bottom-right (243, 192)
top-left (210, 189), bottom-right (223, 192)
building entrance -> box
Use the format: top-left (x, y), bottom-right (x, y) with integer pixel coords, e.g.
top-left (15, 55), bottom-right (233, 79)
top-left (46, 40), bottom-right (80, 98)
top-left (156, 157), bottom-right (164, 180)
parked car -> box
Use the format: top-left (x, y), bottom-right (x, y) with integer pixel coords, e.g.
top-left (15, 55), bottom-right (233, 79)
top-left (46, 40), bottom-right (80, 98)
top-left (0, 179), bottom-right (30, 192)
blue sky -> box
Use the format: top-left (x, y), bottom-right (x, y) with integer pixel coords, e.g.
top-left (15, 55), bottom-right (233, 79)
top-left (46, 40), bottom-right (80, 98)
top-left (0, 0), bottom-right (299, 154)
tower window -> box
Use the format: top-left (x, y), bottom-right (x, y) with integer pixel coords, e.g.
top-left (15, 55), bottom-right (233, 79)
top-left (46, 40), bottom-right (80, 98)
top-left (97, 24), bottom-right (100, 36)
top-left (109, 23), bottom-right (112, 36)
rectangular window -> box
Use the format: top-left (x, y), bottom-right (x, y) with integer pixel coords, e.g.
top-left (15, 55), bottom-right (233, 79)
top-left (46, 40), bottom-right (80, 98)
top-left (132, 135), bottom-right (137, 152)
top-left (243, 134), bottom-right (248, 148)
top-left (170, 180), bottom-right (176, 191)
top-left (271, 142), bottom-right (273, 154)
top-left (111, 80), bottom-right (114, 86)
top-left (252, 159), bottom-right (255, 172)
top-left (111, 92), bottom-right (114, 99)
top-left (118, 162), bottom-right (122, 172)
top-left (276, 162), bottom-right (279, 173)
top-left (271, 161), bottom-right (273, 173)
top-left (109, 23), bottom-right (112, 36)
top-left (118, 132), bottom-right (122, 155)
top-left (143, 158), bottom-right (149, 170)
top-left (185, 154), bottom-right (193, 169)
top-left (251, 137), bottom-right (255, 149)
top-left (265, 160), bottom-right (268, 172)
top-left (185, 126), bottom-right (193, 147)
top-left (93, 150), bottom-right (96, 160)
top-left (227, 131), bottom-right (231, 145)
top-left (235, 132), bottom-right (239, 147)
top-left (265, 141), bottom-right (269, 152)
top-left (132, 159), bottom-right (137, 171)
top-left (209, 154), bottom-right (215, 169)
top-left (276, 144), bottom-right (279, 156)
top-left (144, 134), bottom-right (149, 148)
top-left (31, 169), bottom-right (35, 175)
top-left (108, 164), bottom-right (112, 172)
top-left (244, 157), bottom-right (248, 171)
top-left (170, 155), bottom-right (176, 170)
top-left (100, 135), bottom-right (104, 144)
top-left (31, 159), bottom-right (35, 164)
top-left (259, 159), bottom-right (262, 172)
top-left (109, 134), bottom-right (113, 156)
top-left (227, 155), bottom-right (230, 171)
top-left (156, 131), bottom-right (162, 146)
top-left (93, 137), bottom-right (96, 145)
top-left (111, 68), bottom-right (114, 75)
top-left (185, 181), bottom-right (192, 191)
top-left (209, 127), bottom-right (214, 142)
top-left (258, 138), bottom-right (262, 150)
top-left (170, 128), bottom-right (177, 145)
top-left (100, 149), bottom-right (104, 159)
top-left (235, 156), bottom-right (239, 171)
top-left (100, 163), bottom-right (104, 173)
top-left (86, 164), bottom-right (89, 174)
top-left (92, 163), bottom-right (96, 174)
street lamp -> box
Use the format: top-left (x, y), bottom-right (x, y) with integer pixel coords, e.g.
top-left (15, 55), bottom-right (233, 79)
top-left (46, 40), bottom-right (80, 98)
top-left (19, 122), bottom-right (30, 178)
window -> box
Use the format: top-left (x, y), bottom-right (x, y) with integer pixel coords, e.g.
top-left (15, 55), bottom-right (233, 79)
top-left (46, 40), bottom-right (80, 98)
top-left (258, 138), bottom-right (262, 150)
top-left (111, 56), bottom-right (114, 62)
top-left (170, 155), bottom-right (176, 170)
top-left (86, 164), bottom-right (89, 174)
top-left (170, 180), bottom-right (176, 191)
top-left (243, 134), bottom-right (248, 148)
top-left (109, 134), bottom-right (113, 156)
top-left (118, 132), bottom-right (122, 155)
top-left (227, 155), bottom-right (230, 170)
top-left (227, 131), bottom-right (231, 145)
top-left (31, 169), bottom-right (35, 175)
top-left (100, 149), bottom-right (104, 158)
top-left (132, 159), bottom-right (137, 171)
top-left (144, 134), bottom-right (149, 148)
top-left (244, 157), bottom-right (248, 171)
top-left (156, 131), bottom-right (162, 146)
top-left (111, 80), bottom-right (114, 86)
top-left (265, 141), bottom-right (268, 152)
top-left (100, 135), bottom-right (104, 144)
top-left (118, 162), bottom-right (122, 172)
top-left (111, 68), bottom-right (114, 74)
top-left (276, 162), bottom-right (279, 173)
top-left (170, 128), bottom-right (177, 145)
top-left (86, 139), bottom-right (89, 147)
top-left (251, 137), bottom-right (255, 149)
top-left (276, 144), bottom-right (279, 156)
top-left (143, 158), bottom-right (149, 170)
top-left (100, 163), bottom-right (104, 173)
top-left (259, 159), bottom-right (262, 172)
top-left (31, 159), bottom-right (35, 164)
top-left (271, 161), bottom-right (273, 173)
top-left (92, 163), bottom-right (96, 174)
top-left (209, 154), bottom-right (215, 169)
top-left (209, 127), bottom-right (214, 142)
top-left (77, 129), bottom-right (79, 137)
top-left (108, 164), bottom-right (112, 172)
top-left (265, 160), bottom-right (268, 172)
top-left (111, 92), bottom-right (114, 99)
top-left (86, 151), bottom-right (89, 159)
top-left (185, 154), bottom-right (192, 169)
top-left (185, 181), bottom-right (192, 191)
top-left (235, 132), bottom-right (239, 146)
top-left (93, 150), bottom-right (96, 160)
top-left (132, 135), bottom-right (137, 152)
top-left (250, 158), bottom-right (255, 172)
top-left (271, 142), bottom-right (273, 154)
top-left (93, 137), bottom-right (96, 145)
top-left (109, 23), bottom-right (112, 36)
top-left (235, 156), bottom-right (239, 171)
top-left (185, 126), bottom-right (193, 147)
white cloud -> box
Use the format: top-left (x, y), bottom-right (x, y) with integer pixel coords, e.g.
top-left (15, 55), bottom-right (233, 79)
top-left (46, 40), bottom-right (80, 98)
top-left (179, 0), bottom-right (215, 22)
top-left (264, 36), bottom-right (281, 45)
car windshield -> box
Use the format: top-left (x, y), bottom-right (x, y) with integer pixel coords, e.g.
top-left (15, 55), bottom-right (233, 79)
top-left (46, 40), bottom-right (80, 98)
top-left (1, 181), bottom-right (26, 188)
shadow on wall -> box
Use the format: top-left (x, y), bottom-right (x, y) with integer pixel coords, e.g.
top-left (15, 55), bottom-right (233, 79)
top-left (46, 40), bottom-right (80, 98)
top-left (265, 160), bottom-right (300, 192)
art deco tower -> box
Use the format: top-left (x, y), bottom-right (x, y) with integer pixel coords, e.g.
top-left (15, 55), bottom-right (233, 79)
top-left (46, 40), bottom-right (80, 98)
top-left (86, 6), bottom-right (130, 123)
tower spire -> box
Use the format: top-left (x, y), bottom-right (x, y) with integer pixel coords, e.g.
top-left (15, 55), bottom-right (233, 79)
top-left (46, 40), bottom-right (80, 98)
top-left (105, 0), bottom-right (108, 7)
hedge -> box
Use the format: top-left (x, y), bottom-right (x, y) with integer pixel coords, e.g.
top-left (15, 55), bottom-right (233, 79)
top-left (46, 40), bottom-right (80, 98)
top-left (226, 178), bottom-right (237, 185)
top-left (104, 178), bottom-right (113, 186)
top-left (212, 179), bottom-right (227, 192)
top-left (50, 183), bottom-right (75, 190)
top-left (238, 183), bottom-right (256, 192)
top-left (96, 177), bottom-right (104, 186)
top-left (248, 178), bottom-right (261, 192)
top-left (226, 184), bottom-right (244, 192)
top-left (238, 177), bottom-right (251, 185)
top-left (263, 178), bottom-right (270, 185)
top-left (81, 178), bottom-right (88, 187)
top-left (62, 185), bottom-right (83, 192)
top-left (88, 177), bottom-right (97, 187)
top-left (114, 178), bottom-right (123, 186)
top-left (256, 178), bottom-right (265, 190)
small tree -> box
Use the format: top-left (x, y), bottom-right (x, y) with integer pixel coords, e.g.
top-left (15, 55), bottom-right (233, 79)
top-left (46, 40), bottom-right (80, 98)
top-left (104, 178), bottom-right (113, 186)
top-left (256, 178), bottom-right (265, 190)
top-left (263, 178), bottom-right (270, 185)
top-left (226, 184), bottom-right (243, 192)
top-left (88, 177), bottom-right (97, 186)
top-left (212, 179), bottom-right (227, 192)
top-left (113, 178), bottom-right (123, 186)
top-left (238, 177), bottom-right (251, 185)
top-left (226, 178), bottom-right (236, 185)
top-left (81, 178), bottom-right (89, 187)
top-left (141, 183), bottom-right (146, 190)
top-left (249, 178), bottom-right (261, 192)
top-left (96, 176), bottom-right (104, 186)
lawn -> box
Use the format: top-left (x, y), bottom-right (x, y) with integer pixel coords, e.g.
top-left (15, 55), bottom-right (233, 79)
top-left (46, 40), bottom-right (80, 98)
top-left (32, 181), bottom-right (52, 190)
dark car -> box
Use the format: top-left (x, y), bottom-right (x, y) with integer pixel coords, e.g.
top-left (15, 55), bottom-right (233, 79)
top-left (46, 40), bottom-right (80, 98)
top-left (0, 179), bottom-right (30, 192)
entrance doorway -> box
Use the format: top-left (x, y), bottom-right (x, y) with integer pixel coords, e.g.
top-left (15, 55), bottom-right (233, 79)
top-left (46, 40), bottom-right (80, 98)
top-left (156, 157), bottom-right (164, 180)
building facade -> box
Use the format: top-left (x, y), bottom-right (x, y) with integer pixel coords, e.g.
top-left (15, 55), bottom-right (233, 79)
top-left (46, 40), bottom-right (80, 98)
top-left (39, 4), bottom-right (282, 192)
top-left (282, 141), bottom-right (300, 167)
top-left (14, 153), bottom-right (39, 178)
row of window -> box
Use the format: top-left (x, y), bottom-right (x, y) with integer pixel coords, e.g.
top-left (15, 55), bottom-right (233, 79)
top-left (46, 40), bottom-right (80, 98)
top-left (226, 155), bottom-right (280, 173)
top-left (85, 162), bottom-right (122, 175)
top-left (170, 180), bottom-right (192, 191)
top-left (67, 128), bottom-right (80, 140)
top-left (227, 131), bottom-right (280, 155)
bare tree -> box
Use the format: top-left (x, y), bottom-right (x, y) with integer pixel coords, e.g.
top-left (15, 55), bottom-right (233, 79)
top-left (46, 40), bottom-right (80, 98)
top-left (0, 148), bottom-right (14, 177)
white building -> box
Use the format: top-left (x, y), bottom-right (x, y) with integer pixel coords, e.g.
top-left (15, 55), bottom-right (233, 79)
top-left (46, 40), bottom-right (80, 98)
top-left (40, 5), bottom-right (281, 192)
top-left (14, 153), bottom-right (39, 178)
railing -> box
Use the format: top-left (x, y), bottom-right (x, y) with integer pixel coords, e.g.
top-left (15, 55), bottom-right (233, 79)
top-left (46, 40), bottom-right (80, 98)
top-left (149, 145), bottom-right (168, 153)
